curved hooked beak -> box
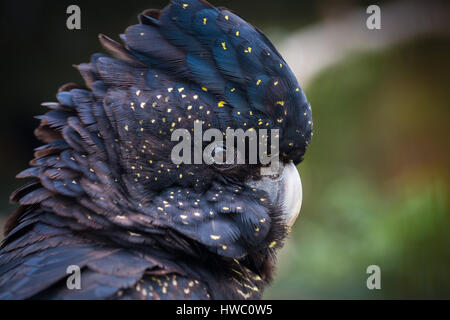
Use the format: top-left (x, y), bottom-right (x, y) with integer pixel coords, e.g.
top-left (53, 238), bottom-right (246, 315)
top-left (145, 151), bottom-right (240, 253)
top-left (280, 161), bottom-right (303, 227)
top-left (247, 161), bottom-right (303, 227)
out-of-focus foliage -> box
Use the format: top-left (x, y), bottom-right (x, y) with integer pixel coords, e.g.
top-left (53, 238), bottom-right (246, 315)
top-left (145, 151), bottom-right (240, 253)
top-left (265, 37), bottom-right (450, 299)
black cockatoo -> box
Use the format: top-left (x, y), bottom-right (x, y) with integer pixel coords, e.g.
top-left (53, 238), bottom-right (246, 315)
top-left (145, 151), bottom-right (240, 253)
top-left (0, 0), bottom-right (312, 299)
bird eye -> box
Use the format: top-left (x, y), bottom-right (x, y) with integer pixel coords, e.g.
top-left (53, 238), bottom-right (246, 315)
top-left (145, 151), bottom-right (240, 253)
top-left (211, 146), bottom-right (226, 162)
top-left (208, 144), bottom-right (238, 171)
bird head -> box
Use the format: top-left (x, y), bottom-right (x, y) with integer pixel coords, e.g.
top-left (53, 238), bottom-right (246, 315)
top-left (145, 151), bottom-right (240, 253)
top-left (11, 0), bottom-right (312, 283)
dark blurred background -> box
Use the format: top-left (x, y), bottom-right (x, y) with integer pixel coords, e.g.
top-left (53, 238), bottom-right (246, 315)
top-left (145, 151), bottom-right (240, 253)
top-left (1, 0), bottom-right (449, 299)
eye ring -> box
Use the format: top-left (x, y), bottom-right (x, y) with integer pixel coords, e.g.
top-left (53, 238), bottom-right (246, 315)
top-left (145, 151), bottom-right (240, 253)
top-left (206, 143), bottom-right (239, 171)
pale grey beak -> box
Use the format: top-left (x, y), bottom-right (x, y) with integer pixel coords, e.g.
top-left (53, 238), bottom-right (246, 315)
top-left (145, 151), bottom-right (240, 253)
top-left (281, 161), bottom-right (302, 227)
top-left (247, 161), bottom-right (303, 227)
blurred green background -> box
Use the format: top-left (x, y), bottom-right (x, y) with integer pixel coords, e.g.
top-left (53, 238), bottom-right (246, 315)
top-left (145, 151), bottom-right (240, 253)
top-left (267, 37), bottom-right (450, 299)
top-left (1, 0), bottom-right (449, 299)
